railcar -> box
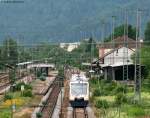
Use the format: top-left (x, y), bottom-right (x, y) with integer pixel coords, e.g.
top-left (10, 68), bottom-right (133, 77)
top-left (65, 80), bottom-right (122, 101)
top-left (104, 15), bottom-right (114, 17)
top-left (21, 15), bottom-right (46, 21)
top-left (69, 74), bottom-right (89, 107)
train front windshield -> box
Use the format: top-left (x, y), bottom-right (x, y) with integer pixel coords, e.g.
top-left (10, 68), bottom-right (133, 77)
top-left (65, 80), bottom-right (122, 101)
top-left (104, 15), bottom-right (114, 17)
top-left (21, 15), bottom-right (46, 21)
top-left (71, 83), bottom-right (87, 96)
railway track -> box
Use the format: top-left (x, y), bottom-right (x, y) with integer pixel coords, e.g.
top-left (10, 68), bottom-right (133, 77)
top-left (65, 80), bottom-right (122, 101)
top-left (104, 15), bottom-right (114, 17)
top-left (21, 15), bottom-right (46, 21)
top-left (41, 78), bottom-right (61, 118)
top-left (73, 108), bottom-right (88, 118)
top-left (0, 74), bottom-right (34, 94)
top-left (0, 74), bottom-right (9, 82)
top-left (0, 82), bottom-right (10, 91)
top-left (0, 73), bottom-right (10, 92)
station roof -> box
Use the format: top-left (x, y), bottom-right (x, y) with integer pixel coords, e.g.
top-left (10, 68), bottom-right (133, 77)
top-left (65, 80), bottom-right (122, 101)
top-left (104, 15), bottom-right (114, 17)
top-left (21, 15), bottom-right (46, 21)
top-left (82, 63), bottom-right (91, 66)
top-left (98, 35), bottom-right (137, 49)
top-left (100, 62), bottom-right (134, 68)
top-left (100, 46), bottom-right (135, 59)
top-left (27, 63), bottom-right (55, 69)
top-left (17, 61), bottom-right (33, 66)
top-left (110, 62), bottom-right (134, 67)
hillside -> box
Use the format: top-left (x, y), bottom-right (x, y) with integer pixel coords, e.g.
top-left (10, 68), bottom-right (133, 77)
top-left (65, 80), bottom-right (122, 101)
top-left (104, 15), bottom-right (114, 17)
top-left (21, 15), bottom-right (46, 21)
top-left (0, 0), bottom-right (150, 44)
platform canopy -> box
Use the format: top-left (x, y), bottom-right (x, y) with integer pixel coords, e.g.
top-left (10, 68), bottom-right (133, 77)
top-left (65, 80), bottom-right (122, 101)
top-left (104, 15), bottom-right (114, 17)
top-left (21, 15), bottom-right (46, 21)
top-left (110, 62), bottom-right (134, 67)
top-left (82, 63), bottom-right (91, 66)
top-left (27, 63), bottom-right (55, 69)
top-left (17, 61), bottom-right (33, 66)
top-left (100, 62), bottom-right (134, 68)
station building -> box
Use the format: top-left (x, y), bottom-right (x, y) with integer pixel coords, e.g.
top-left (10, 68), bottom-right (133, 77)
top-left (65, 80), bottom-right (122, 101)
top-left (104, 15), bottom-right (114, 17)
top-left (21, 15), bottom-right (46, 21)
top-left (93, 36), bottom-right (144, 81)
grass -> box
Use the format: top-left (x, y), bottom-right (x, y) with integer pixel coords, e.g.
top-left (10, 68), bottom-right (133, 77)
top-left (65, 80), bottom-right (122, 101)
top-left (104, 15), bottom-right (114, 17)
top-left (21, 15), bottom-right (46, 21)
top-left (0, 93), bottom-right (42, 118)
top-left (0, 78), bottom-right (46, 118)
top-left (0, 108), bottom-right (11, 118)
top-left (90, 79), bottom-right (150, 118)
top-left (126, 106), bottom-right (145, 117)
top-left (0, 91), bottom-right (33, 118)
top-left (95, 96), bottom-right (115, 102)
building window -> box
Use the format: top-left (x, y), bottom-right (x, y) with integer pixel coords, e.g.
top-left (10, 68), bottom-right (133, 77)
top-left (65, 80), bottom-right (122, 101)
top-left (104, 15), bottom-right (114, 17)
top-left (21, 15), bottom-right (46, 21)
top-left (116, 49), bottom-right (118, 56)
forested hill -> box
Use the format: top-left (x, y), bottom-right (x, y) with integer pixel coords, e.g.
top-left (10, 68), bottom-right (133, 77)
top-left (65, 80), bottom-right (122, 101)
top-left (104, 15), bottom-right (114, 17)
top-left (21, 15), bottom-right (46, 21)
top-left (0, 0), bottom-right (150, 44)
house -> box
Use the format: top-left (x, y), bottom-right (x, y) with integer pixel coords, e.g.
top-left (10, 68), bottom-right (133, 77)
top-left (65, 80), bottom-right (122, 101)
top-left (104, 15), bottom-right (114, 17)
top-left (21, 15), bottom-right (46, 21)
top-left (98, 36), bottom-right (136, 59)
top-left (94, 35), bottom-right (143, 81)
top-left (100, 46), bottom-right (135, 80)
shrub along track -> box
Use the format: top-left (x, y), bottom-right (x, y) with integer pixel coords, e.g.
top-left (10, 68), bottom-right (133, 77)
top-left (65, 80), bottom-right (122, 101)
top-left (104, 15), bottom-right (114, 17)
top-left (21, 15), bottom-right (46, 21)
top-left (40, 78), bottom-right (61, 118)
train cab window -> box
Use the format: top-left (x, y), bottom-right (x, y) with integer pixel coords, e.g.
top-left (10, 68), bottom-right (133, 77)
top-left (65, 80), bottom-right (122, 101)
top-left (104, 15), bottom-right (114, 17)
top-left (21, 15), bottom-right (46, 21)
top-left (71, 83), bottom-right (87, 95)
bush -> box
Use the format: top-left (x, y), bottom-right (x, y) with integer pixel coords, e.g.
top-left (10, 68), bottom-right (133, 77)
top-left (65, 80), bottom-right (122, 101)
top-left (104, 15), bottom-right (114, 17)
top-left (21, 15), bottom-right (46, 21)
top-left (125, 96), bottom-right (141, 105)
top-left (93, 89), bottom-right (108, 96)
top-left (4, 94), bottom-right (13, 101)
top-left (127, 106), bottom-right (145, 117)
top-left (91, 80), bottom-right (117, 96)
top-left (93, 89), bottom-right (101, 96)
top-left (42, 101), bottom-right (47, 105)
top-left (25, 84), bottom-right (32, 90)
top-left (15, 82), bottom-right (32, 91)
top-left (15, 82), bottom-right (25, 91)
top-left (114, 84), bottom-right (127, 94)
top-left (90, 95), bottom-right (95, 103)
top-left (36, 112), bottom-right (42, 118)
top-left (115, 93), bottom-right (127, 105)
top-left (90, 79), bottom-right (98, 85)
top-left (95, 100), bottom-right (109, 109)
top-left (10, 85), bottom-right (16, 92)
top-left (101, 79), bottom-right (111, 84)
top-left (42, 73), bottom-right (47, 77)
top-left (23, 90), bottom-right (33, 97)
top-left (142, 79), bottom-right (150, 92)
top-left (103, 83), bottom-right (115, 93)
top-left (36, 70), bottom-right (42, 77)
top-left (39, 75), bottom-right (46, 81)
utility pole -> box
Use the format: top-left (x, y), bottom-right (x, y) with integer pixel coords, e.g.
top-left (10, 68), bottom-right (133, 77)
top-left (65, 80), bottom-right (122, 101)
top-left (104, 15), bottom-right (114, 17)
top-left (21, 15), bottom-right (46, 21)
top-left (111, 16), bottom-right (116, 81)
top-left (7, 38), bottom-right (10, 58)
top-left (90, 31), bottom-right (93, 71)
top-left (101, 19), bottom-right (105, 43)
top-left (134, 8), bottom-right (142, 103)
top-left (100, 19), bottom-right (105, 63)
top-left (123, 9), bottom-right (129, 83)
top-left (111, 16), bottom-right (116, 64)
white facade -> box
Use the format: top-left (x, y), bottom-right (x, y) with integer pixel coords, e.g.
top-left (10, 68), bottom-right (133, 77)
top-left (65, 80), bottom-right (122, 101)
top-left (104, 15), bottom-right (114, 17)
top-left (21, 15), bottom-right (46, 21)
top-left (103, 47), bottom-right (134, 65)
top-left (60, 42), bottom-right (80, 52)
top-left (27, 63), bottom-right (55, 69)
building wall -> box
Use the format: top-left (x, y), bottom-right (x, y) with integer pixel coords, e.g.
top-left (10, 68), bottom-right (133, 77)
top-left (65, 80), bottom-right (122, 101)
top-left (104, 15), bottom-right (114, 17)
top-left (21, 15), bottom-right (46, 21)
top-left (60, 42), bottom-right (80, 52)
top-left (104, 47), bottom-right (134, 65)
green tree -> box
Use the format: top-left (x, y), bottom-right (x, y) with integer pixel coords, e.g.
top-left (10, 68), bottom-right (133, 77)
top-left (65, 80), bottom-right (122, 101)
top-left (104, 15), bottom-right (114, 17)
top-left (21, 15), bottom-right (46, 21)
top-left (141, 46), bottom-right (150, 69)
top-left (145, 21), bottom-right (150, 41)
top-left (85, 37), bottom-right (98, 57)
top-left (86, 37), bottom-right (93, 52)
top-left (1, 38), bottom-right (18, 66)
top-left (18, 47), bottom-right (32, 62)
top-left (9, 69), bottom-right (16, 84)
top-left (71, 38), bottom-right (98, 66)
top-left (105, 24), bottom-right (136, 42)
top-left (128, 25), bottom-right (136, 40)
